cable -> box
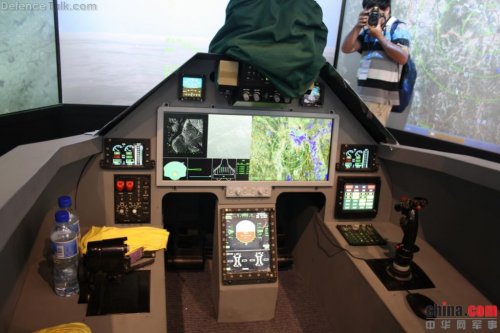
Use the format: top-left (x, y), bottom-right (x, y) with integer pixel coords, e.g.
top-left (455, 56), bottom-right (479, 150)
top-left (312, 213), bottom-right (370, 261)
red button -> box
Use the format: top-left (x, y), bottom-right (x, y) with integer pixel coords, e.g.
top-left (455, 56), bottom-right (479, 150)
top-left (125, 180), bottom-right (134, 192)
top-left (116, 180), bottom-right (125, 192)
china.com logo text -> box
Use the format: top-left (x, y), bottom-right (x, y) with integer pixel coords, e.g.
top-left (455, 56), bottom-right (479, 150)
top-left (426, 302), bottom-right (497, 318)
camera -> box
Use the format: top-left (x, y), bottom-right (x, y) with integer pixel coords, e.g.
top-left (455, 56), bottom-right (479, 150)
top-left (367, 6), bottom-right (380, 27)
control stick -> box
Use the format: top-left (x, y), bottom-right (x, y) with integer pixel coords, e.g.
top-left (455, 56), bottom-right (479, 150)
top-left (387, 197), bottom-right (428, 281)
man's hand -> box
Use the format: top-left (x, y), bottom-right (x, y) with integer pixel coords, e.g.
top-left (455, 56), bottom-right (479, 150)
top-left (366, 16), bottom-right (386, 40)
top-left (356, 10), bottom-right (369, 28)
top-left (341, 10), bottom-right (370, 53)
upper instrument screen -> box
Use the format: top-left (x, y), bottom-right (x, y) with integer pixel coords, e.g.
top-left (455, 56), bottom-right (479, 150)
top-left (101, 138), bottom-right (153, 169)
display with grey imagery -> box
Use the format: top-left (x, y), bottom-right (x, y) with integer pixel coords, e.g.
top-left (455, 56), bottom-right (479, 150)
top-left (164, 114), bottom-right (207, 157)
top-left (207, 115), bottom-right (252, 159)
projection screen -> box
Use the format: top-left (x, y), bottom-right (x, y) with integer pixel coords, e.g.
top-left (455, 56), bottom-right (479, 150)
top-left (336, 0), bottom-right (500, 155)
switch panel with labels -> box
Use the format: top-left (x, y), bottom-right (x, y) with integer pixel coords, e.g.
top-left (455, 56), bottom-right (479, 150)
top-left (114, 174), bottom-right (151, 224)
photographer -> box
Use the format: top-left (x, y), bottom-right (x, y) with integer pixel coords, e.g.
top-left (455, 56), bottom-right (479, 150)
top-left (341, 0), bottom-right (410, 125)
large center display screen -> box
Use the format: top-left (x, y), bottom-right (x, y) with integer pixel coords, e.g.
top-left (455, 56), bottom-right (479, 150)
top-left (220, 208), bottom-right (277, 285)
top-left (156, 107), bottom-right (338, 186)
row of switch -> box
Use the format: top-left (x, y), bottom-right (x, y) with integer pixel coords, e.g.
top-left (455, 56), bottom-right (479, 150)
top-left (241, 89), bottom-right (291, 103)
top-left (116, 179), bottom-right (135, 192)
top-left (114, 175), bottom-right (151, 224)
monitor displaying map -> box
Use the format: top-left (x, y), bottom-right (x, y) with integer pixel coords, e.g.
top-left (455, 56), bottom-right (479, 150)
top-left (156, 107), bottom-right (338, 186)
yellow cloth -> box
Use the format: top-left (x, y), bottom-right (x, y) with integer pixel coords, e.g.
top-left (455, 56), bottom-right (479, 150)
top-left (80, 226), bottom-right (169, 255)
top-left (33, 322), bottom-right (91, 333)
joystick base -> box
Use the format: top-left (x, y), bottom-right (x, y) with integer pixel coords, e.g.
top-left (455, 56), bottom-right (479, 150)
top-left (366, 258), bottom-right (435, 291)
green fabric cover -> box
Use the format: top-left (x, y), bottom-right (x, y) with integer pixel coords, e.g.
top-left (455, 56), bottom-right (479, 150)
top-left (209, 0), bottom-right (328, 98)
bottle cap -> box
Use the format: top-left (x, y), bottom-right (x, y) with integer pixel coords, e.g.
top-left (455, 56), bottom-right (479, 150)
top-left (55, 210), bottom-right (70, 223)
top-left (58, 195), bottom-right (72, 208)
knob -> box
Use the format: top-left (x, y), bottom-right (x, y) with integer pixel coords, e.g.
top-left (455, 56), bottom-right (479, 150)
top-left (253, 92), bottom-right (261, 102)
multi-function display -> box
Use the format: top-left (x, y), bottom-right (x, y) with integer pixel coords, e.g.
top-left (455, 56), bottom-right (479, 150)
top-left (220, 208), bottom-right (278, 284)
top-left (101, 138), bottom-right (153, 169)
top-left (335, 177), bottom-right (381, 219)
top-left (158, 109), bottom-right (336, 185)
top-left (178, 74), bottom-right (205, 101)
top-left (336, 144), bottom-right (378, 171)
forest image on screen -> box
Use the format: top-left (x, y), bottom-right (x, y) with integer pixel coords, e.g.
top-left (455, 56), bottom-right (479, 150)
top-left (161, 113), bottom-right (333, 182)
top-left (249, 116), bottom-right (332, 181)
top-left (223, 211), bottom-right (271, 274)
top-left (337, 0), bottom-right (500, 154)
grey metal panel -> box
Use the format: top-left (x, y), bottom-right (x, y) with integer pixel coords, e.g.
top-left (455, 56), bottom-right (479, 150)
top-left (0, 134), bottom-right (101, 251)
top-left (382, 158), bottom-right (500, 305)
top-left (379, 143), bottom-right (500, 191)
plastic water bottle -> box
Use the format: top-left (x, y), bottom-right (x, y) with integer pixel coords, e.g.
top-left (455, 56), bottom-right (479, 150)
top-left (57, 195), bottom-right (80, 238)
top-left (51, 210), bottom-right (79, 297)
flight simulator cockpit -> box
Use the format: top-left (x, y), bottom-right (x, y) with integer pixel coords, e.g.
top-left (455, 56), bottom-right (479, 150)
top-left (2, 49), bottom-right (497, 333)
top-left (1, 0), bottom-right (500, 331)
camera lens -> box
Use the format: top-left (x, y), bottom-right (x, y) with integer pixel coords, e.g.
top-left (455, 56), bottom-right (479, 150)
top-left (368, 12), bottom-right (379, 26)
top-left (368, 7), bottom-right (380, 27)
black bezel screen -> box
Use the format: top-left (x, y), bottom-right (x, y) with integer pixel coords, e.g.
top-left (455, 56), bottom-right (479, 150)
top-left (336, 144), bottom-right (378, 172)
top-left (101, 138), bottom-right (153, 169)
top-left (335, 176), bottom-right (381, 219)
top-left (178, 74), bottom-right (205, 101)
top-left (220, 207), bottom-right (278, 285)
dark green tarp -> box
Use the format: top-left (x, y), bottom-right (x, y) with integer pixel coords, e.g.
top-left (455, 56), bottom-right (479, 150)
top-left (209, 0), bottom-right (328, 98)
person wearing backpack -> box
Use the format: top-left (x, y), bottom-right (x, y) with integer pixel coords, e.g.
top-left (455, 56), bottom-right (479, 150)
top-left (341, 0), bottom-right (411, 126)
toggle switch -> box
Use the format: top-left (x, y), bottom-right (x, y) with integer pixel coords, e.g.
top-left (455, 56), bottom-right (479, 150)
top-left (116, 180), bottom-right (125, 192)
top-left (125, 180), bottom-right (134, 192)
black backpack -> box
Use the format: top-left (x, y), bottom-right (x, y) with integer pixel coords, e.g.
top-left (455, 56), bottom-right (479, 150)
top-left (390, 20), bottom-right (417, 113)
